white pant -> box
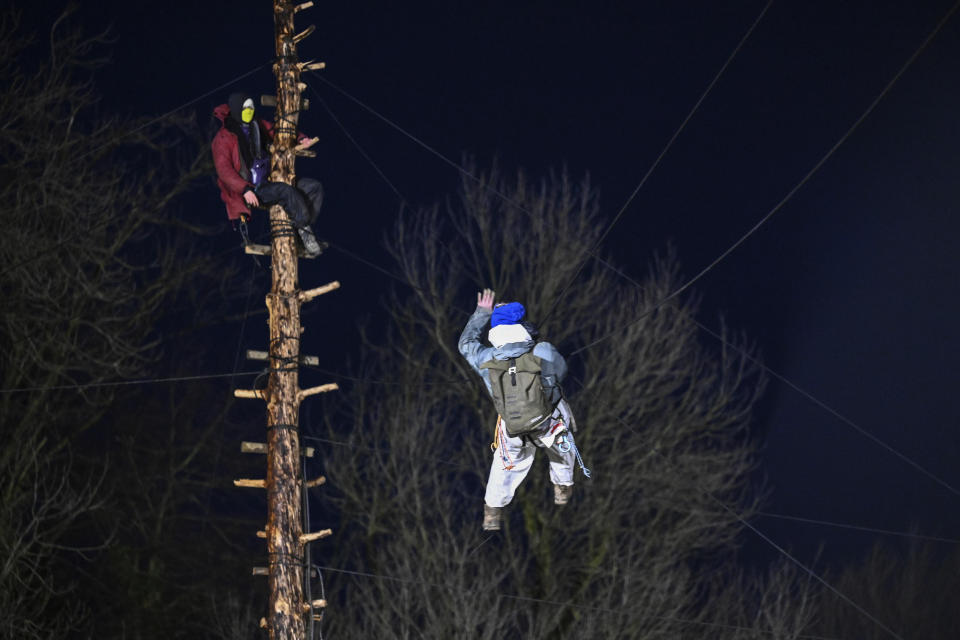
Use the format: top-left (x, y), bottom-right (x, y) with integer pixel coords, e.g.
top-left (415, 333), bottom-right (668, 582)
top-left (483, 403), bottom-right (578, 508)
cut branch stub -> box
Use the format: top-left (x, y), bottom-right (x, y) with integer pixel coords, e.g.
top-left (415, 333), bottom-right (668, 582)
top-left (244, 243), bottom-right (273, 256)
top-left (306, 476), bottom-right (326, 488)
top-left (298, 60), bottom-right (326, 72)
top-left (243, 242), bottom-right (319, 259)
top-left (246, 350), bottom-right (320, 366)
top-left (241, 441), bottom-right (316, 457)
top-left (258, 566), bottom-right (317, 578)
top-left (293, 24), bottom-right (315, 43)
top-left (298, 383), bottom-right (338, 402)
top-left (300, 529), bottom-right (332, 544)
top-left (301, 599), bottom-right (328, 612)
top-left (299, 281), bottom-right (340, 303)
top-left (295, 1), bottom-right (314, 12)
top-left (234, 478), bottom-right (267, 489)
top-left (235, 389), bottom-right (267, 400)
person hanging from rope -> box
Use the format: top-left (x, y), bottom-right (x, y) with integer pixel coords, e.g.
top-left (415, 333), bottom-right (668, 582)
top-left (211, 91), bottom-right (325, 256)
top-left (459, 288), bottom-right (589, 531)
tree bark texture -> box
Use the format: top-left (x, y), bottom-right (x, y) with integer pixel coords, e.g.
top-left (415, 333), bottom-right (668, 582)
top-left (267, 1), bottom-right (305, 639)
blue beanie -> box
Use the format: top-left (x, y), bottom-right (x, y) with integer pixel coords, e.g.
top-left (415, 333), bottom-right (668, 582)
top-left (490, 302), bottom-right (525, 328)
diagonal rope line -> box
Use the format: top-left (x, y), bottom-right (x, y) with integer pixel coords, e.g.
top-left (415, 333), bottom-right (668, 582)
top-left (310, 41), bottom-right (960, 514)
top-left (76, 224), bottom-right (270, 330)
top-left (0, 371), bottom-right (262, 394)
top-left (314, 563), bottom-right (840, 640)
top-left (2, 233), bottom-right (455, 396)
top-left (708, 491), bottom-right (906, 640)
top-left (312, 74), bottom-right (521, 207)
top-left (301, 363), bottom-right (458, 386)
top-left (574, 369), bottom-right (904, 640)
top-left (756, 512), bottom-right (960, 544)
top-left (319, 229), bottom-right (913, 637)
top-left (301, 435), bottom-right (470, 471)
top-left (307, 1), bottom-right (768, 310)
top-left (589, 251), bottom-right (960, 499)
top-left (301, 13), bottom-right (953, 630)
top-left (336, 221), bottom-right (960, 506)
top-left (310, 86), bottom-right (409, 205)
top-left (543, 0), bottom-right (773, 323)
top-left (0, 62), bottom-right (270, 280)
top-left (310, 368), bottom-right (905, 638)
top-left (229, 261), bottom-right (261, 388)
top-left (301, 428), bottom-right (959, 543)
top-left (77, 62), bottom-right (270, 163)
top-left (328, 241), bottom-right (420, 289)
top-left (327, 241), bottom-right (469, 316)
top-left (698, 320), bottom-right (960, 498)
top-left (569, 0), bottom-right (960, 357)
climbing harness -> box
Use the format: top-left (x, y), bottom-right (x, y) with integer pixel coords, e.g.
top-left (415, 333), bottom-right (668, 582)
top-left (537, 417), bottom-right (566, 449)
top-left (491, 413), bottom-right (591, 479)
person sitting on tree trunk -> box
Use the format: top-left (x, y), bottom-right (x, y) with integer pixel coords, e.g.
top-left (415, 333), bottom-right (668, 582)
top-left (211, 91), bottom-right (324, 256)
top-left (458, 288), bottom-right (586, 531)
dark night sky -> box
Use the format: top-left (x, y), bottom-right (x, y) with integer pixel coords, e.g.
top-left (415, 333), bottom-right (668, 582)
top-left (21, 0), bottom-right (960, 570)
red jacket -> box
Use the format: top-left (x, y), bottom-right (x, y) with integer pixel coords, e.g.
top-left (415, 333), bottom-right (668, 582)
top-left (211, 105), bottom-right (313, 220)
top-left (211, 103), bottom-right (278, 220)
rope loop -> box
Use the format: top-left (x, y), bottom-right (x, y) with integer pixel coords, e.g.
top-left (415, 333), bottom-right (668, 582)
top-left (270, 219), bottom-right (298, 240)
top-left (268, 353), bottom-right (300, 373)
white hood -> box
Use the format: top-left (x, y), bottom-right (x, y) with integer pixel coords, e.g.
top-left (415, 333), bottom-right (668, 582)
top-left (488, 323), bottom-right (532, 349)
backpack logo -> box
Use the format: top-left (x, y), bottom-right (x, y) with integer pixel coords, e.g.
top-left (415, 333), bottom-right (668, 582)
top-left (480, 352), bottom-right (553, 436)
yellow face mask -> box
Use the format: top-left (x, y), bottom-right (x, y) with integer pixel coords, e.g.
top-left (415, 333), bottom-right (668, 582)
top-left (241, 107), bottom-right (255, 124)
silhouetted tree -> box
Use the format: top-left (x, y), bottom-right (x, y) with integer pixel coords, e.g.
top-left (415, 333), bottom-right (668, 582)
top-left (815, 539), bottom-right (960, 640)
top-left (0, 8), bottom-right (248, 638)
top-left (312, 163), bottom-right (818, 638)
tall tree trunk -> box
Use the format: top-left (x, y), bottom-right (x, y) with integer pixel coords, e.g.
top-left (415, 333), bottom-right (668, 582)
top-left (266, 1), bottom-right (305, 637)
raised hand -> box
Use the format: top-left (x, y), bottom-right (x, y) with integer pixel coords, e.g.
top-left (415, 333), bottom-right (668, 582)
top-left (477, 288), bottom-right (495, 311)
top-left (296, 136), bottom-right (319, 151)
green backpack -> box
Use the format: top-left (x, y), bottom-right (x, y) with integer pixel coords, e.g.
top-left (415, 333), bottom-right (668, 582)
top-left (480, 351), bottom-right (554, 436)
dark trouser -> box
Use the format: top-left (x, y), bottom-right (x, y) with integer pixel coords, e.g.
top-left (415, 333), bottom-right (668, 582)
top-left (255, 178), bottom-right (323, 229)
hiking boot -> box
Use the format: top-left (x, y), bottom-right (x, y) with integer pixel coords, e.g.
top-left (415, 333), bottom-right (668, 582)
top-left (297, 227), bottom-right (323, 257)
top-left (553, 484), bottom-right (573, 506)
top-left (297, 238), bottom-right (329, 257)
top-left (482, 505), bottom-right (502, 531)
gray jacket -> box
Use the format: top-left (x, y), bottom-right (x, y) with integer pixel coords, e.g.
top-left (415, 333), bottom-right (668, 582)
top-left (457, 307), bottom-right (567, 405)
